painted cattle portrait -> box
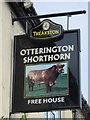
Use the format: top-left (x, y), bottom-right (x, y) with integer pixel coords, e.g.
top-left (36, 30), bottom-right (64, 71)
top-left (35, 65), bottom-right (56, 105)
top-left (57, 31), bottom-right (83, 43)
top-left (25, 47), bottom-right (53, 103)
top-left (28, 64), bottom-right (64, 93)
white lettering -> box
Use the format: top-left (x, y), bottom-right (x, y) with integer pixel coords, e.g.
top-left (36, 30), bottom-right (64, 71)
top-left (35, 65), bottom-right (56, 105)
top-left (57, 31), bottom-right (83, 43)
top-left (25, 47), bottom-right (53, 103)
top-left (20, 45), bottom-right (75, 56)
top-left (20, 49), bottom-right (26, 56)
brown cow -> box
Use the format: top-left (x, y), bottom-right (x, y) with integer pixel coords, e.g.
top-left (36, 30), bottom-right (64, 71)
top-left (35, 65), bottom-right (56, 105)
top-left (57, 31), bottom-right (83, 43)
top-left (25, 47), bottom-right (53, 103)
top-left (28, 64), bottom-right (64, 93)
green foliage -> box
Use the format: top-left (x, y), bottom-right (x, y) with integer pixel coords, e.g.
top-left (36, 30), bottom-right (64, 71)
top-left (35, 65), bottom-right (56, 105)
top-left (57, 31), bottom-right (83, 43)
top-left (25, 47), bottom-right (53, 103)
top-left (0, 116), bottom-right (4, 120)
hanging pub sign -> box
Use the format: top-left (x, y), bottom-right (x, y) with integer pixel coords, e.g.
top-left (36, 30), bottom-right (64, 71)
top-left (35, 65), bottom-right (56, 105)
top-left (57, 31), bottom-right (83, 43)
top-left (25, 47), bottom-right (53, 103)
top-left (12, 20), bottom-right (81, 113)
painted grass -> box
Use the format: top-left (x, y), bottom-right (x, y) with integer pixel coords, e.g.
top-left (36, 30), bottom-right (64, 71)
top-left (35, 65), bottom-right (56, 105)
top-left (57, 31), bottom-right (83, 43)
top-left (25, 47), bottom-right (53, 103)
top-left (24, 74), bottom-right (69, 98)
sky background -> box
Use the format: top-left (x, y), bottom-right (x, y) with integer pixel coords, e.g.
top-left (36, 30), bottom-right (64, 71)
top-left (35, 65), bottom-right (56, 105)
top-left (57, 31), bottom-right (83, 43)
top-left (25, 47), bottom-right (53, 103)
top-left (31, 1), bottom-right (88, 101)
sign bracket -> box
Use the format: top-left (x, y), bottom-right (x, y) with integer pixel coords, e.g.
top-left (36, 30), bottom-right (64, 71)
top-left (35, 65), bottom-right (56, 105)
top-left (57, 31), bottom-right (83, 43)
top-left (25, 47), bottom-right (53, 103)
top-left (67, 15), bottom-right (72, 30)
top-left (12, 10), bottom-right (86, 31)
top-left (25, 19), bottom-right (29, 34)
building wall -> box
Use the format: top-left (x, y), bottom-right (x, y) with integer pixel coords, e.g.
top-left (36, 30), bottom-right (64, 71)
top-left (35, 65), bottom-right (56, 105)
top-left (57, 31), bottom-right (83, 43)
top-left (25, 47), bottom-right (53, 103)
top-left (1, 2), bottom-right (25, 117)
top-left (62, 110), bottom-right (72, 118)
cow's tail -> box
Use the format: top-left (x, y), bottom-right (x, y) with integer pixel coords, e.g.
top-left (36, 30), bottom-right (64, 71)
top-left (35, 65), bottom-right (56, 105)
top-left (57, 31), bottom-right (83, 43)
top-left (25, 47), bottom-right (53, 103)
top-left (28, 75), bottom-right (32, 85)
top-left (27, 75), bottom-right (31, 91)
top-left (27, 75), bottom-right (30, 84)
top-left (27, 75), bottom-right (34, 91)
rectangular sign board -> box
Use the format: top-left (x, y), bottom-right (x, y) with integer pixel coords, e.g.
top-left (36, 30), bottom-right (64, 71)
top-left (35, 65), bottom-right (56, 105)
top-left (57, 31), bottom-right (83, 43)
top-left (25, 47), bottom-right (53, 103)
top-left (12, 29), bottom-right (81, 113)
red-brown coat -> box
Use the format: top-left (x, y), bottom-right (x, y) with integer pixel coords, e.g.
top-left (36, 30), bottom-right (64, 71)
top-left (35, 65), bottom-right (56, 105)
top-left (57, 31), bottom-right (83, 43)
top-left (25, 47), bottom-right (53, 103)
top-left (28, 64), bottom-right (64, 93)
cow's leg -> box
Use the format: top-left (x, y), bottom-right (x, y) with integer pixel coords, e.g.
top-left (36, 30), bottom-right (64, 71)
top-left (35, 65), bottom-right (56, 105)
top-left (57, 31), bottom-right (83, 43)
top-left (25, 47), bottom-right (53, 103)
top-left (28, 76), bottom-right (34, 91)
top-left (31, 83), bottom-right (34, 91)
top-left (28, 82), bottom-right (32, 91)
top-left (50, 86), bottom-right (52, 92)
top-left (28, 82), bottom-right (34, 91)
top-left (28, 84), bottom-right (31, 91)
top-left (28, 76), bottom-right (31, 91)
top-left (45, 80), bottom-right (51, 93)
